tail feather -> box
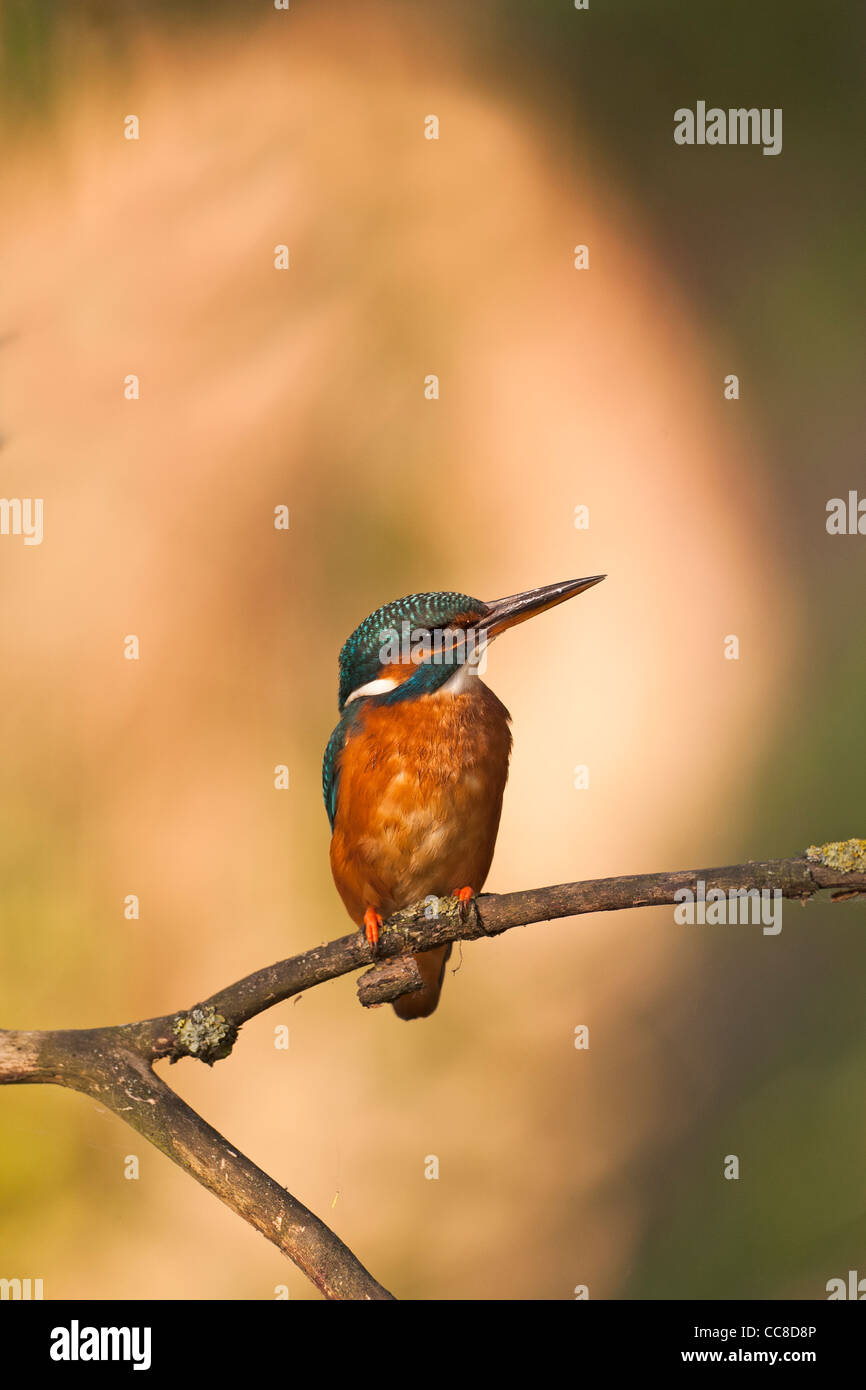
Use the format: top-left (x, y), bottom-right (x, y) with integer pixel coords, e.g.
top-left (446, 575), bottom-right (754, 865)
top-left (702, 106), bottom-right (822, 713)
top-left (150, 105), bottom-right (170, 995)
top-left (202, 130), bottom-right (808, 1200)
top-left (392, 944), bottom-right (452, 1020)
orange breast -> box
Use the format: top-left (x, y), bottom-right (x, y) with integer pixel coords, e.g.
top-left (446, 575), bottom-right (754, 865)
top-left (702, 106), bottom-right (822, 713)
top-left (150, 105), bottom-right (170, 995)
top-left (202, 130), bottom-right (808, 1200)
top-left (329, 680), bottom-right (512, 924)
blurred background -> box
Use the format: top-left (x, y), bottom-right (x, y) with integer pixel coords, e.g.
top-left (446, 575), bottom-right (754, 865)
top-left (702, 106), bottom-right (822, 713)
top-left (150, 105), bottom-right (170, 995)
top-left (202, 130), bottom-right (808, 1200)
top-left (0, 0), bottom-right (863, 1300)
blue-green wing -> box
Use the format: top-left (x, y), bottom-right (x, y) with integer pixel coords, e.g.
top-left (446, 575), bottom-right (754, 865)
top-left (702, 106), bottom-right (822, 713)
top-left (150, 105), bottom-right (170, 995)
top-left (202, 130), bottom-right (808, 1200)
top-left (322, 707), bottom-right (358, 832)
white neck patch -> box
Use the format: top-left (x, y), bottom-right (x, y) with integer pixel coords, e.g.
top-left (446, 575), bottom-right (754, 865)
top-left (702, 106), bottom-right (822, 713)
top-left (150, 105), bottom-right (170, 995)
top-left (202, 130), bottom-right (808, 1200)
top-left (438, 661), bottom-right (481, 695)
top-left (344, 676), bottom-right (399, 706)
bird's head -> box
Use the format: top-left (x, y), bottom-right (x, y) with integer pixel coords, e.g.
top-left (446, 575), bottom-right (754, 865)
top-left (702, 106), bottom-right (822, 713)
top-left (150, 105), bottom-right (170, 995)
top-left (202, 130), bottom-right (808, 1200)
top-left (337, 576), bottom-right (605, 711)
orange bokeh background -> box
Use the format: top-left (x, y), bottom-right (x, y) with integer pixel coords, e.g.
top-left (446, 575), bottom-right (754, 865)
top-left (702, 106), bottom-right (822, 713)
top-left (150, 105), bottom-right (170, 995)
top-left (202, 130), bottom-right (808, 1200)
top-left (1, 4), bottom-right (862, 1301)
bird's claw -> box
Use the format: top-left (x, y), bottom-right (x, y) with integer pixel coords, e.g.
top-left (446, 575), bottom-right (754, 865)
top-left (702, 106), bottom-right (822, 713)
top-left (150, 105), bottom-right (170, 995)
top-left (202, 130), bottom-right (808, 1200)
top-left (363, 907), bottom-right (383, 949)
top-left (454, 886), bottom-right (474, 919)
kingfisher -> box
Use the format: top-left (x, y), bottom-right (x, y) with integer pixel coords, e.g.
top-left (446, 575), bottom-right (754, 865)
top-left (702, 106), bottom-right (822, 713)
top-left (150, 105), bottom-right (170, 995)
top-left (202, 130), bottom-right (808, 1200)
top-left (322, 576), bottom-right (605, 1020)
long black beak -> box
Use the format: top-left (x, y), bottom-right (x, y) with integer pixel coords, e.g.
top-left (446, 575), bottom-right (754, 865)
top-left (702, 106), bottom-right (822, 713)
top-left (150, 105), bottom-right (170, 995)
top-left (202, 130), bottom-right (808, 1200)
top-left (481, 575), bottom-right (605, 638)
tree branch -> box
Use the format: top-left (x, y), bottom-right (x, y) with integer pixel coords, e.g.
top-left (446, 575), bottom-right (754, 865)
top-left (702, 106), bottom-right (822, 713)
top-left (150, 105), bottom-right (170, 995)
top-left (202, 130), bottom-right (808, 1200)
top-left (1, 838), bottom-right (863, 1299)
top-left (152, 840), bottom-right (866, 1043)
top-left (0, 1025), bottom-right (394, 1300)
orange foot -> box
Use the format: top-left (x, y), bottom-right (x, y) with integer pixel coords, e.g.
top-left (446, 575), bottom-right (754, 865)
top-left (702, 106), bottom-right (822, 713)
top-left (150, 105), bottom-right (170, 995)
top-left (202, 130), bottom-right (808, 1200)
top-left (454, 886), bottom-right (474, 917)
top-left (363, 907), bottom-right (383, 948)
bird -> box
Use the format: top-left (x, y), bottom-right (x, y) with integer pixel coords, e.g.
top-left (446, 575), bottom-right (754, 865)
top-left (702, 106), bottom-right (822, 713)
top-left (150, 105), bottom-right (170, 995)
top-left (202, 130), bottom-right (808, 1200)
top-left (322, 576), bottom-right (605, 1019)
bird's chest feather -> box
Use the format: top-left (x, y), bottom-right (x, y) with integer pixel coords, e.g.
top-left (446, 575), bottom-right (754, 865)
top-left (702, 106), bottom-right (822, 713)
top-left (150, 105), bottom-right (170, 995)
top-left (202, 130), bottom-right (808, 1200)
top-left (330, 683), bottom-right (512, 918)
